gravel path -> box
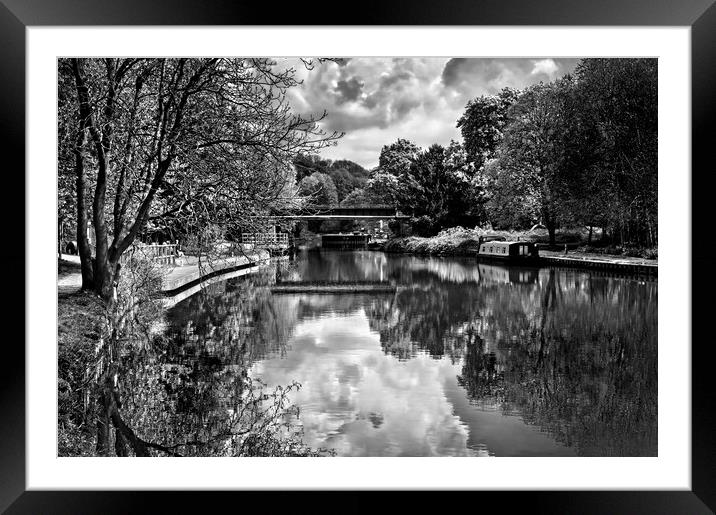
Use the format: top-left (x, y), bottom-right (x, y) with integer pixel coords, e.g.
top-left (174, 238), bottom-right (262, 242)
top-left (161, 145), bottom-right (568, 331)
top-left (58, 254), bottom-right (82, 296)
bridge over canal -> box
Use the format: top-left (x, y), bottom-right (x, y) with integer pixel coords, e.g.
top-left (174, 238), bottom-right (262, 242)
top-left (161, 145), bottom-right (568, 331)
top-left (251, 205), bottom-right (411, 221)
top-left (243, 205), bottom-right (411, 252)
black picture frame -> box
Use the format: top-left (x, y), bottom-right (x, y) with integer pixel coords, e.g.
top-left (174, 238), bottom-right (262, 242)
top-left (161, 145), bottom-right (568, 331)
top-left (2, 1), bottom-right (714, 513)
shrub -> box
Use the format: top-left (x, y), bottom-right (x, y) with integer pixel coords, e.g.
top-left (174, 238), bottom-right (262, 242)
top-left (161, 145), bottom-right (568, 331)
top-left (58, 291), bottom-right (107, 456)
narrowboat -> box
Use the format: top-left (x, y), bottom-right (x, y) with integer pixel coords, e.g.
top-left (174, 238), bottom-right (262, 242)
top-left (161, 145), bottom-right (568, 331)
top-left (477, 240), bottom-right (539, 262)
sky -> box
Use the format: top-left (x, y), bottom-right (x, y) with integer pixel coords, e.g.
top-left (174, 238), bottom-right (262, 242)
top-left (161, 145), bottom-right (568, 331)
top-left (280, 57), bottom-right (581, 170)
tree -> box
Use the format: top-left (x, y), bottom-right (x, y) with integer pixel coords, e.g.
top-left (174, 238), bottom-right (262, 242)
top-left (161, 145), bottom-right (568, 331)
top-left (325, 167), bottom-right (365, 202)
top-left (572, 58), bottom-right (657, 246)
top-left (456, 87), bottom-right (520, 171)
top-left (58, 69), bottom-right (78, 254)
top-left (488, 79), bottom-right (577, 244)
top-left (377, 138), bottom-right (420, 177)
top-left (292, 156), bottom-right (369, 203)
top-left (406, 142), bottom-right (485, 234)
top-left (292, 153), bottom-right (331, 182)
top-left (483, 158), bottom-right (541, 230)
top-left (59, 58), bottom-right (341, 300)
top-left (340, 188), bottom-right (369, 207)
top-left (363, 172), bottom-right (402, 206)
top-left (298, 171), bottom-right (339, 206)
top-left (441, 140), bottom-right (486, 227)
top-left (329, 159), bottom-right (371, 181)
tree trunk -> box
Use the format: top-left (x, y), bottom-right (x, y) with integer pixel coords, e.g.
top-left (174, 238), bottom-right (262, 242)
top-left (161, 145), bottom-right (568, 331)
top-left (544, 215), bottom-right (557, 247)
top-left (58, 219), bottom-right (63, 257)
top-left (71, 58), bottom-right (96, 290)
top-left (74, 140), bottom-right (94, 289)
top-left (95, 390), bottom-right (111, 456)
top-left (93, 257), bottom-right (121, 302)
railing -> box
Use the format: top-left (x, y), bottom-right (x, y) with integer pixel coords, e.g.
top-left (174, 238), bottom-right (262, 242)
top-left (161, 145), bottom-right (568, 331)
top-left (119, 243), bottom-right (178, 266)
top-left (241, 233), bottom-right (289, 248)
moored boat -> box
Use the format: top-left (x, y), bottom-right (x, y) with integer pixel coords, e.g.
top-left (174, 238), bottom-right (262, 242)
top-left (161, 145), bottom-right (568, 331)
top-left (477, 240), bottom-right (539, 262)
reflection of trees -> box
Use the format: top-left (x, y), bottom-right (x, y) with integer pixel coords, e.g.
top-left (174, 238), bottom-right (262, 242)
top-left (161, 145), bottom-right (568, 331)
top-left (290, 251), bottom-right (657, 456)
top-left (366, 281), bottom-right (475, 360)
top-left (115, 249), bottom-right (657, 457)
top-left (116, 267), bottom-right (326, 456)
top-left (456, 269), bottom-right (658, 456)
top-left (340, 249), bottom-right (657, 456)
top-left (457, 330), bottom-right (503, 403)
top-left (363, 263), bottom-right (540, 361)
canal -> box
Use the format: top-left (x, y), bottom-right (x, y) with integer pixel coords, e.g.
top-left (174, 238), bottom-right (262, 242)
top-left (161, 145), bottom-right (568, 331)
top-left (159, 249), bottom-right (657, 457)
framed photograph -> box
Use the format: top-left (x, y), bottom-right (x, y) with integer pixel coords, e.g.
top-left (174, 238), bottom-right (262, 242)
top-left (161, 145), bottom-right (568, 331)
top-left (4, 0), bottom-right (715, 512)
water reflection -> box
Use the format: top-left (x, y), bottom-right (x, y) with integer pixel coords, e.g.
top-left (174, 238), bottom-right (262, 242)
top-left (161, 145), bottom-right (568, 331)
top-left (161, 250), bottom-right (657, 456)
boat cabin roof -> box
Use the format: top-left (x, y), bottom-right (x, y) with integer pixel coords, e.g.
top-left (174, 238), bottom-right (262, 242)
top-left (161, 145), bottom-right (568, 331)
top-left (482, 241), bottom-right (533, 248)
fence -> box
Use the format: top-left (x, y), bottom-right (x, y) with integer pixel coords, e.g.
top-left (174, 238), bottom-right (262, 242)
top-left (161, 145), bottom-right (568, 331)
top-left (119, 243), bottom-right (179, 266)
top-left (241, 233), bottom-right (289, 249)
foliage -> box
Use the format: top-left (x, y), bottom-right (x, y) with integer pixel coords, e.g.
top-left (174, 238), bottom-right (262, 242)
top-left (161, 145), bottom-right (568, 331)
top-left (293, 154), bottom-right (369, 202)
top-left (478, 60), bottom-right (657, 247)
top-left (357, 59), bottom-right (657, 248)
top-left (456, 87), bottom-right (520, 171)
top-left (58, 58), bottom-right (341, 299)
top-left (326, 166), bottom-right (366, 202)
top-left (298, 171), bottom-right (339, 206)
top-left (377, 138), bottom-right (420, 177)
top-left (364, 171), bottom-right (403, 206)
top-left (571, 58), bottom-right (658, 246)
top-left (382, 226), bottom-right (618, 256)
top-left (58, 291), bottom-right (107, 457)
top-left (58, 259), bottom-right (334, 457)
top-left (340, 188), bottom-right (369, 206)
top-left (293, 153), bottom-right (332, 182)
top-left (372, 141), bottom-right (484, 235)
top-left (485, 79), bottom-right (577, 242)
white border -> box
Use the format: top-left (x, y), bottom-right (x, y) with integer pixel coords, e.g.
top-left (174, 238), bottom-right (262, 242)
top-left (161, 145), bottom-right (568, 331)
top-left (28, 27), bottom-right (690, 490)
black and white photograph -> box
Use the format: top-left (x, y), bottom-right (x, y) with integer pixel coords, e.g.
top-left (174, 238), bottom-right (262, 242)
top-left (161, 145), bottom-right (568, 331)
top-left (55, 56), bottom-right (659, 458)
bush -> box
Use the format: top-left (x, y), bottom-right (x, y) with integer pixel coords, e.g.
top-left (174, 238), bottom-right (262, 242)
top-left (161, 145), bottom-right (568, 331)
top-left (58, 291), bottom-right (107, 456)
top-left (642, 247), bottom-right (658, 260)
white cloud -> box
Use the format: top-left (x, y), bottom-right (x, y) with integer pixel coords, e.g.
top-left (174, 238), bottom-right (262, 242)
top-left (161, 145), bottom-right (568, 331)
top-left (531, 58), bottom-right (559, 77)
top-left (249, 311), bottom-right (475, 456)
top-left (276, 57), bottom-right (580, 169)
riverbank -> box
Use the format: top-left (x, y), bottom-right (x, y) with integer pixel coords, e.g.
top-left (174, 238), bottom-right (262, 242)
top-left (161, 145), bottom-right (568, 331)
top-left (58, 252), bottom-right (334, 457)
top-left (161, 250), bottom-right (270, 293)
top-left (58, 290), bottom-right (106, 456)
top-left (58, 249), bottom-right (271, 297)
top-left (380, 227), bottom-right (657, 273)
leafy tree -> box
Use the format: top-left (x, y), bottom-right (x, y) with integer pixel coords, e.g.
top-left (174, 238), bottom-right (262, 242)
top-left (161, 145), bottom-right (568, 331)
top-left (377, 138), bottom-right (421, 177)
top-left (483, 158), bottom-right (541, 229)
top-left (487, 79), bottom-right (577, 244)
top-left (59, 58), bottom-right (340, 300)
top-left (400, 143), bottom-right (481, 235)
top-left (340, 188), bottom-right (369, 206)
top-left (329, 159), bottom-right (371, 181)
top-left (441, 140), bottom-right (486, 227)
top-left (293, 156), bottom-right (369, 202)
top-left (298, 171), bottom-right (339, 206)
top-left (572, 58), bottom-right (657, 246)
top-left (293, 153), bottom-right (331, 182)
top-left (364, 172), bottom-right (403, 206)
top-left (480, 59), bottom-right (656, 247)
top-left (456, 87), bottom-right (520, 171)
top-left (326, 167), bottom-right (366, 202)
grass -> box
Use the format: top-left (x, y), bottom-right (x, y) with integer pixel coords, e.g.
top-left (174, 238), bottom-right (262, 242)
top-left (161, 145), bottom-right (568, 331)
top-left (58, 291), bottom-right (107, 456)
